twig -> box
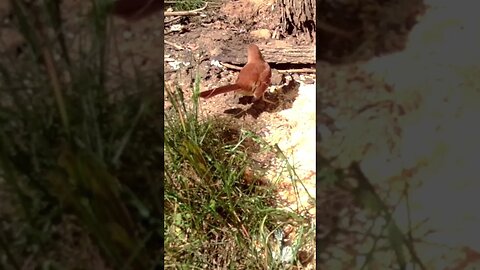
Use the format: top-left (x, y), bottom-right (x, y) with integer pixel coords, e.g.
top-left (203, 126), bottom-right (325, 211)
top-left (232, 211), bottom-right (250, 238)
top-left (165, 2), bottom-right (208, 16)
top-left (278, 68), bottom-right (316, 74)
top-left (165, 40), bottom-right (190, 51)
top-left (219, 62), bottom-right (242, 71)
top-left (165, 16), bottom-right (181, 25)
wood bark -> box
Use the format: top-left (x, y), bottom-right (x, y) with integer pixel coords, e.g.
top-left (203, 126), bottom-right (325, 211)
top-left (277, 0), bottom-right (316, 38)
top-left (215, 44), bottom-right (315, 65)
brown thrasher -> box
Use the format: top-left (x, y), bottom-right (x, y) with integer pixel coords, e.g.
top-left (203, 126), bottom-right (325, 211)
top-left (199, 44), bottom-right (273, 104)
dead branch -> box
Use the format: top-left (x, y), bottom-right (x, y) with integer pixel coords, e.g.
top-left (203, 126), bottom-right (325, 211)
top-left (164, 40), bottom-right (190, 51)
top-left (165, 16), bottom-right (181, 24)
top-left (165, 2), bottom-right (208, 16)
top-left (278, 68), bottom-right (316, 74)
top-left (220, 62), bottom-right (242, 71)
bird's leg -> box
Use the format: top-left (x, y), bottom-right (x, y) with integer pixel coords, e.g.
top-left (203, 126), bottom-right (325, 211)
top-left (253, 82), bottom-right (276, 105)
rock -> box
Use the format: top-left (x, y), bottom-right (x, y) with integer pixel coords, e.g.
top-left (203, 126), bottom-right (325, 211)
top-left (270, 69), bottom-right (283, 85)
top-left (250, 29), bottom-right (271, 39)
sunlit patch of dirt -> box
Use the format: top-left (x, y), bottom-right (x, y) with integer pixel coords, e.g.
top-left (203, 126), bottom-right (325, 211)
top-left (222, 0), bottom-right (276, 23)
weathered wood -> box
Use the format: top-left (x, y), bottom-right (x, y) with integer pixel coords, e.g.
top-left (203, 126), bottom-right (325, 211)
top-left (278, 0), bottom-right (316, 38)
top-left (214, 44), bottom-right (315, 65)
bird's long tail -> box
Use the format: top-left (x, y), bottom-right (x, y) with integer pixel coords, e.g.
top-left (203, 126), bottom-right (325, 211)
top-left (199, 84), bottom-right (240, 98)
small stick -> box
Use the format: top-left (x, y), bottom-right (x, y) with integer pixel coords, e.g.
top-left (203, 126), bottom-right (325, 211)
top-left (220, 62), bottom-right (242, 71)
top-left (278, 68), bottom-right (316, 74)
top-left (165, 2), bottom-right (208, 16)
top-left (165, 16), bottom-right (181, 24)
top-left (164, 40), bottom-right (190, 51)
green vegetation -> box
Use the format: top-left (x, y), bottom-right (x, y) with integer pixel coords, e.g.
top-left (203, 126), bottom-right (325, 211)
top-left (170, 0), bottom-right (206, 11)
top-left (164, 75), bottom-right (314, 269)
top-left (0, 0), bottom-right (161, 269)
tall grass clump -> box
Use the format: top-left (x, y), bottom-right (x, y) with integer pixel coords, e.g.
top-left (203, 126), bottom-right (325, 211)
top-left (0, 0), bottom-right (162, 269)
top-left (164, 74), bottom-right (315, 269)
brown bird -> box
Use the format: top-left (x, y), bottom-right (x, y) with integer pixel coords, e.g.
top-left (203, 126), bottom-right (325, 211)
top-left (199, 44), bottom-right (273, 104)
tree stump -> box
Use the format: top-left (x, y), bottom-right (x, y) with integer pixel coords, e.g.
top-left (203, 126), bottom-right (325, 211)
top-left (277, 0), bottom-right (316, 38)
